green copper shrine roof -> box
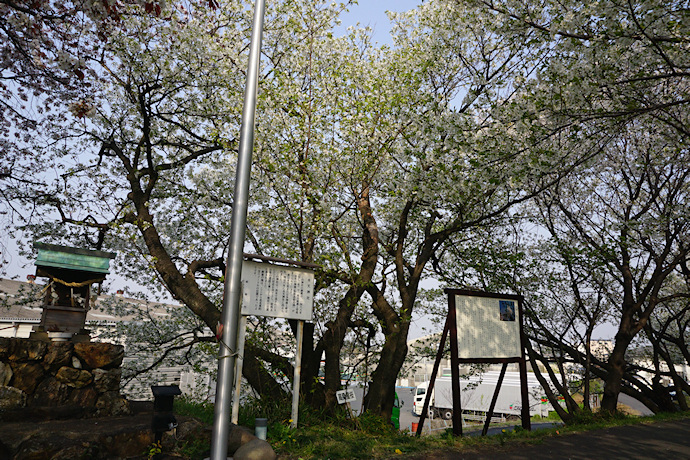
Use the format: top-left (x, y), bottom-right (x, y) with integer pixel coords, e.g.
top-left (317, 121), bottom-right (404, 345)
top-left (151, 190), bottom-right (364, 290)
top-left (34, 242), bottom-right (116, 274)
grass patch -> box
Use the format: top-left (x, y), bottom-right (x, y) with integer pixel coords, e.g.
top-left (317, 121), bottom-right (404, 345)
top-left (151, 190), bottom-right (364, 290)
top-left (565, 408), bottom-right (690, 431)
top-left (274, 410), bottom-right (690, 459)
top-left (172, 398), bottom-right (690, 459)
top-left (531, 410), bottom-right (563, 422)
top-left (174, 397), bottom-right (214, 425)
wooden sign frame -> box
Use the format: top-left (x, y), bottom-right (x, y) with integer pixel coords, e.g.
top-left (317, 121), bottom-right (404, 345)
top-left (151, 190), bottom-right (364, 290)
top-left (415, 289), bottom-right (531, 437)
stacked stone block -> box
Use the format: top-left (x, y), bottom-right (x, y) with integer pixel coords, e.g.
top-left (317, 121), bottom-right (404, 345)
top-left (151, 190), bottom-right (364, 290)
top-left (0, 338), bottom-right (130, 416)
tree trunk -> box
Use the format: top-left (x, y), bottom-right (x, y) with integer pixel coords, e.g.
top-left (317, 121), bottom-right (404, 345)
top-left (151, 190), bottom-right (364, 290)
top-left (601, 334), bottom-right (632, 412)
top-left (363, 320), bottom-right (410, 419)
top-left (584, 330), bottom-right (592, 411)
top-left (316, 284), bottom-right (371, 411)
top-left (555, 356), bottom-right (580, 414)
top-left (304, 182), bottom-right (380, 412)
top-left (601, 253), bottom-right (639, 413)
top-left (243, 345), bottom-right (290, 401)
top-left (672, 374), bottom-right (690, 411)
top-left (526, 342), bottom-right (575, 423)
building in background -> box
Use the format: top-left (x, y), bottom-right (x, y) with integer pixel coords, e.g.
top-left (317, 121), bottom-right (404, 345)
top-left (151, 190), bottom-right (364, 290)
top-left (0, 277), bottom-right (215, 400)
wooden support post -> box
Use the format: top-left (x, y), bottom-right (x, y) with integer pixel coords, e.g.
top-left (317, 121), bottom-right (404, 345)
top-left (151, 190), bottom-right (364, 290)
top-left (518, 298), bottom-right (531, 431)
top-left (448, 294), bottom-right (463, 437)
top-left (416, 315), bottom-right (450, 437)
top-left (519, 357), bottom-right (532, 431)
top-left (482, 362), bottom-right (508, 436)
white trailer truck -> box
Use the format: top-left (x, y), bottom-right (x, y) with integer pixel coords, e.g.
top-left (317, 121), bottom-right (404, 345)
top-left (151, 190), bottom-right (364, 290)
top-left (413, 370), bottom-right (552, 420)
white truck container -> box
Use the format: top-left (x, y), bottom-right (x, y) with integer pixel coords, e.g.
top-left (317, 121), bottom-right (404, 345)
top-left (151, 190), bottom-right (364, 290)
top-left (413, 370), bottom-right (552, 420)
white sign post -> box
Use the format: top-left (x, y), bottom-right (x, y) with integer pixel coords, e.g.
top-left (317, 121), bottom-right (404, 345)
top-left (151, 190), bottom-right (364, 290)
top-left (336, 388), bottom-right (358, 421)
top-left (232, 259), bottom-right (315, 429)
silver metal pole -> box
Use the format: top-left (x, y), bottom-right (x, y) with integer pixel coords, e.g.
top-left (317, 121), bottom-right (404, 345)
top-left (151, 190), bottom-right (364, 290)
top-left (231, 315), bottom-right (247, 425)
top-left (210, 1), bottom-right (266, 458)
top-left (291, 320), bottom-right (304, 429)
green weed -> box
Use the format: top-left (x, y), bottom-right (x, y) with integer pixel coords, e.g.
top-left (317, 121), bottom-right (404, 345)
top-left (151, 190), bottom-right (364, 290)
top-left (171, 397), bottom-right (690, 459)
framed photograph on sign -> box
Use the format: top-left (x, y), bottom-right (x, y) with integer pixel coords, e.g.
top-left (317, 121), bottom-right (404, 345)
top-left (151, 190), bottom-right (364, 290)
top-left (499, 300), bottom-right (516, 321)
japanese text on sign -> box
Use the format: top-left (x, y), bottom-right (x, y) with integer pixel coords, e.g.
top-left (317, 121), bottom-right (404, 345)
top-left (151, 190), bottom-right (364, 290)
top-left (241, 260), bottom-right (314, 321)
top-left (336, 389), bottom-right (357, 404)
top-left (455, 295), bottom-right (521, 359)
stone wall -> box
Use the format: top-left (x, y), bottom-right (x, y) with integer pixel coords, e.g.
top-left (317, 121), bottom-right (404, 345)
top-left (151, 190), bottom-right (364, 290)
top-left (0, 338), bottom-right (130, 417)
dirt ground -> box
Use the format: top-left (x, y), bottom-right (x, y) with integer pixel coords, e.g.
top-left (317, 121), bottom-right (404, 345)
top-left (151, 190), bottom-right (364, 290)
top-left (407, 417), bottom-right (690, 459)
top-left (0, 402), bottom-right (213, 459)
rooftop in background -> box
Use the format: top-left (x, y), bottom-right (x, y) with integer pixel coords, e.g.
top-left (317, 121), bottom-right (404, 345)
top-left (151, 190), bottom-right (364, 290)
top-left (0, 278), bottom-right (176, 326)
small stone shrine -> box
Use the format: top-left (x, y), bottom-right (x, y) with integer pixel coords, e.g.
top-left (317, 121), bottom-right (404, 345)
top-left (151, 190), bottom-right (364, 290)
top-left (0, 243), bottom-right (129, 418)
top-left (32, 242), bottom-right (116, 341)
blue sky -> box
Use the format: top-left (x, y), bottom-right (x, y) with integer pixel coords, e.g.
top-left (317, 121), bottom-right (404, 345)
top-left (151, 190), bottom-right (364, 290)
top-left (337, 0), bottom-right (422, 43)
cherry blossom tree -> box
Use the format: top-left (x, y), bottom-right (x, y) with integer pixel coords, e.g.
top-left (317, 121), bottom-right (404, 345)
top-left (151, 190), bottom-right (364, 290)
top-left (1, 0), bottom-right (266, 391)
top-left (463, 0), bottom-right (690, 414)
top-left (8, 0), bottom-right (684, 423)
top-left (468, 0), bottom-right (690, 141)
top-left (237, 0), bottom-right (590, 417)
top-left (0, 0), bottom-right (168, 172)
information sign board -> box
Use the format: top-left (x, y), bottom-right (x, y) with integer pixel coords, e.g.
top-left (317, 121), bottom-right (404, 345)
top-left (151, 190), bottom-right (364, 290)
top-left (240, 260), bottom-right (314, 321)
top-left (454, 294), bottom-right (521, 359)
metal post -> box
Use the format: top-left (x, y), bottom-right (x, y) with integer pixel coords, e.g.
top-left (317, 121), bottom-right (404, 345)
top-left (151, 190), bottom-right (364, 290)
top-left (210, 1), bottom-right (266, 458)
top-left (231, 315), bottom-right (247, 425)
top-left (291, 321), bottom-right (304, 428)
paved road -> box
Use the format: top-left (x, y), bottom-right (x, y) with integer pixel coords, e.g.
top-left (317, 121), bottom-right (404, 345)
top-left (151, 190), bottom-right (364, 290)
top-left (398, 386), bottom-right (417, 431)
top-left (407, 418), bottom-right (690, 459)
